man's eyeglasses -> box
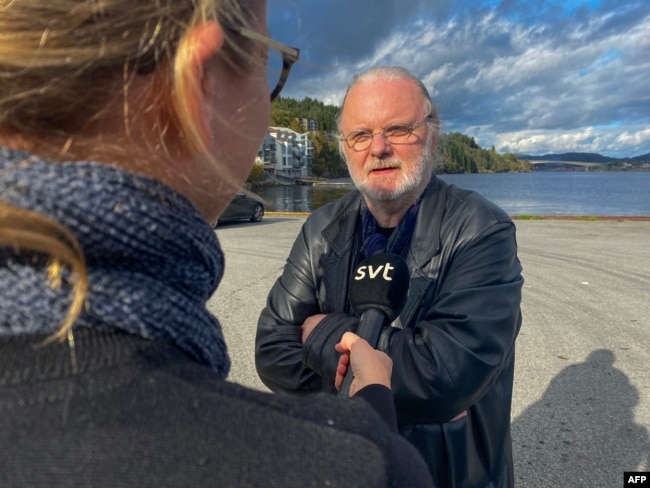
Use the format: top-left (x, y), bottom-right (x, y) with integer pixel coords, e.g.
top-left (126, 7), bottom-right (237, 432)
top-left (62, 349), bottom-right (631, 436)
top-left (341, 115), bottom-right (433, 151)
top-left (231, 26), bottom-right (300, 101)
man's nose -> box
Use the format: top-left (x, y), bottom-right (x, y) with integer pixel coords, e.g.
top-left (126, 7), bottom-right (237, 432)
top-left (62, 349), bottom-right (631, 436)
top-left (368, 132), bottom-right (391, 157)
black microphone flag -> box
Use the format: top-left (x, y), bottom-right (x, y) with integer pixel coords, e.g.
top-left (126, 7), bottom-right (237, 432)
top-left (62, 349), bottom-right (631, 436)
top-left (339, 253), bottom-right (409, 397)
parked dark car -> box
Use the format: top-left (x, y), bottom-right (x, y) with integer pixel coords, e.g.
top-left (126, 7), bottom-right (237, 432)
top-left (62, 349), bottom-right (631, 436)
top-left (216, 191), bottom-right (265, 226)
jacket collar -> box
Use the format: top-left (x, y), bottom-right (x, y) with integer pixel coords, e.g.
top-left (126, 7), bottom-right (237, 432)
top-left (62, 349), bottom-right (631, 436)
top-left (321, 177), bottom-right (446, 267)
top-left (408, 176), bottom-right (445, 268)
top-left (321, 190), bottom-right (364, 256)
top-left (317, 178), bottom-right (446, 316)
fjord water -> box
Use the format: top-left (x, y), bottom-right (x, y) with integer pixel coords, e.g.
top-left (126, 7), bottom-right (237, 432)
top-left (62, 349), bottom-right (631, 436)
top-left (256, 172), bottom-right (650, 216)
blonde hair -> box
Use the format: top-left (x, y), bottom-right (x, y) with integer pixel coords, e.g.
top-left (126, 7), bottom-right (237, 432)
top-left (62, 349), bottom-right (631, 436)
top-left (0, 203), bottom-right (87, 342)
top-left (0, 0), bottom-right (264, 337)
top-left (0, 0), bottom-right (262, 157)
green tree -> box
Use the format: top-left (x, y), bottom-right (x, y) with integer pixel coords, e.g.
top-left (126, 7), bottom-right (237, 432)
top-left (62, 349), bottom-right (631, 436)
top-left (436, 133), bottom-right (531, 173)
top-left (270, 107), bottom-right (295, 127)
top-left (309, 132), bottom-right (347, 178)
top-left (246, 161), bottom-right (265, 185)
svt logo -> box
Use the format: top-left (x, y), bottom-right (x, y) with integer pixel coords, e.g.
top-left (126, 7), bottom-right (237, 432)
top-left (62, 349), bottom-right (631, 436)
top-left (354, 263), bottom-right (396, 281)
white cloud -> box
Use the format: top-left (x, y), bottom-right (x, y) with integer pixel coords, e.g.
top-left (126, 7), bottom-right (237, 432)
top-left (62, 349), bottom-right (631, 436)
top-left (276, 0), bottom-right (650, 157)
top-left (491, 125), bottom-right (650, 157)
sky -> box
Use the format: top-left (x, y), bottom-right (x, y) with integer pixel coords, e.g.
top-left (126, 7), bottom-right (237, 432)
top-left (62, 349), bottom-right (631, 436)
top-left (267, 0), bottom-right (650, 158)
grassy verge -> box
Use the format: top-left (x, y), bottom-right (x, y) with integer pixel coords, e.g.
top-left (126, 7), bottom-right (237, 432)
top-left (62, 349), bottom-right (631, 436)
top-left (510, 215), bottom-right (650, 221)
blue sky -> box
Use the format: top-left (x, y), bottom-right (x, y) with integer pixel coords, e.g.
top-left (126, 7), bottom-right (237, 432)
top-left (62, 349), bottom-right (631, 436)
top-left (267, 0), bottom-right (649, 158)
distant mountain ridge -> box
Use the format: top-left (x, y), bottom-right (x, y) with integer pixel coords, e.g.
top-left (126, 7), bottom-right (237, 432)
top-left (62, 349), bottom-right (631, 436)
top-left (518, 152), bottom-right (650, 162)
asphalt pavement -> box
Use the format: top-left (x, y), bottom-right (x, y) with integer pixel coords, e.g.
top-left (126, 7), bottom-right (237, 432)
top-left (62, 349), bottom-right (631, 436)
top-left (208, 215), bottom-right (650, 488)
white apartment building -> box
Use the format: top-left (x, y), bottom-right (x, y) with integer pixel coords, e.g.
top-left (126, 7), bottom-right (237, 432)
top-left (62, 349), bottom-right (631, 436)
top-left (258, 126), bottom-right (313, 179)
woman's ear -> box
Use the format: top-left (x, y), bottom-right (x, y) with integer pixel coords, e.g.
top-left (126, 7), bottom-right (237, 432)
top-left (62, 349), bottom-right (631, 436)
top-left (182, 20), bottom-right (225, 147)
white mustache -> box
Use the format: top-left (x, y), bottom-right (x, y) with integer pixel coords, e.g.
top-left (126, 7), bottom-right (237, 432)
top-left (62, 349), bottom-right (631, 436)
top-left (365, 159), bottom-right (402, 174)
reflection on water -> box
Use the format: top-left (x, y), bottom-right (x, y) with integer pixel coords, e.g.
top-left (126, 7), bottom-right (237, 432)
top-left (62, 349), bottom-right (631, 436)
top-left (256, 182), bottom-right (355, 212)
top-left (312, 185), bottom-right (356, 211)
top-left (254, 172), bottom-right (650, 216)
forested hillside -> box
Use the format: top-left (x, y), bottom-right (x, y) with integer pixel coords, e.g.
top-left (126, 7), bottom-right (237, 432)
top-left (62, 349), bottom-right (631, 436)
top-left (439, 133), bottom-right (532, 173)
top-left (272, 97), bottom-right (339, 132)
top-left (271, 97), bottom-right (531, 177)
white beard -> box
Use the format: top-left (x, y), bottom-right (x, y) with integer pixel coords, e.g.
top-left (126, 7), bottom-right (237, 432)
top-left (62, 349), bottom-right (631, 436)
top-left (352, 142), bottom-right (433, 202)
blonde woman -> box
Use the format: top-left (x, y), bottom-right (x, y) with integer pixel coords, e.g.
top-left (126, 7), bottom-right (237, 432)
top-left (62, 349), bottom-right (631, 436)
top-left (0, 1), bottom-right (434, 486)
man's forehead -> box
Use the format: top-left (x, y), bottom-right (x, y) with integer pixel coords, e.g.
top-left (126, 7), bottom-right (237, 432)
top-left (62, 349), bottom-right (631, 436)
top-left (342, 81), bottom-right (423, 125)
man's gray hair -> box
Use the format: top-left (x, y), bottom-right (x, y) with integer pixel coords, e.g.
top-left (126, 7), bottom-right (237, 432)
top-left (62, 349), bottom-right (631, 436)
top-left (335, 66), bottom-right (441, 142)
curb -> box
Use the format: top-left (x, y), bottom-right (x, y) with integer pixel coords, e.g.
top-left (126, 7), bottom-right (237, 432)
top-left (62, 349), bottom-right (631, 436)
top-left (267, 212), bottom-right (650, 221)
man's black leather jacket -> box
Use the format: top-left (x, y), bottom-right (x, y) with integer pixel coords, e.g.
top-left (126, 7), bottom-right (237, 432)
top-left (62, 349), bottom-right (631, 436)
top-left (256, 176), bottom-right (523, 488)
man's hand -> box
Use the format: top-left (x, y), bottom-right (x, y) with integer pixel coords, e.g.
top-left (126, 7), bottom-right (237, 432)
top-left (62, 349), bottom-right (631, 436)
top-left (301, 314), bottom-right (327, 343)
top-left (334, 332), bottom-right (393, 396)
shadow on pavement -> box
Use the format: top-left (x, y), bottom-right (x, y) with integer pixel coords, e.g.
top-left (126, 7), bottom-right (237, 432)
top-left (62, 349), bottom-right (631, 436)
top-left (512, 349), bottom-right (649, 487)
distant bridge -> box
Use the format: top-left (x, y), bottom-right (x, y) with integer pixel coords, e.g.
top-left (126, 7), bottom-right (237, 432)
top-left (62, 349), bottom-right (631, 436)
top-left (528, 160), bottom-right (605, 170)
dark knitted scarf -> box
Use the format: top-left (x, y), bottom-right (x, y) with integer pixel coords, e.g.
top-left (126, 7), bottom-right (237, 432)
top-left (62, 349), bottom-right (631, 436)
top-left (361, 198), bottom-right (422, 257)
top-left (0, 147), bottom-right (230, 377)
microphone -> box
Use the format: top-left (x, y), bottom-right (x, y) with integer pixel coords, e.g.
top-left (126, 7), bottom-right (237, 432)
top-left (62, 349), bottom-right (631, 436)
top-left (339, 253), bottom-right (410, 397)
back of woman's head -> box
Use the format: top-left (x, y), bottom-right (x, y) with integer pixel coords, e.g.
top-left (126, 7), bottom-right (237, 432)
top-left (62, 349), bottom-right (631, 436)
top-left (0, 0), bottom-right (264, 340)
top-left (0, 0), bottom-right (261, 157)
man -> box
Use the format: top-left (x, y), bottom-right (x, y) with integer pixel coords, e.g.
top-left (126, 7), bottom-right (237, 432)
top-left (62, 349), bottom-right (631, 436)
top-left (255, 66), bottom-right (523, 488)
